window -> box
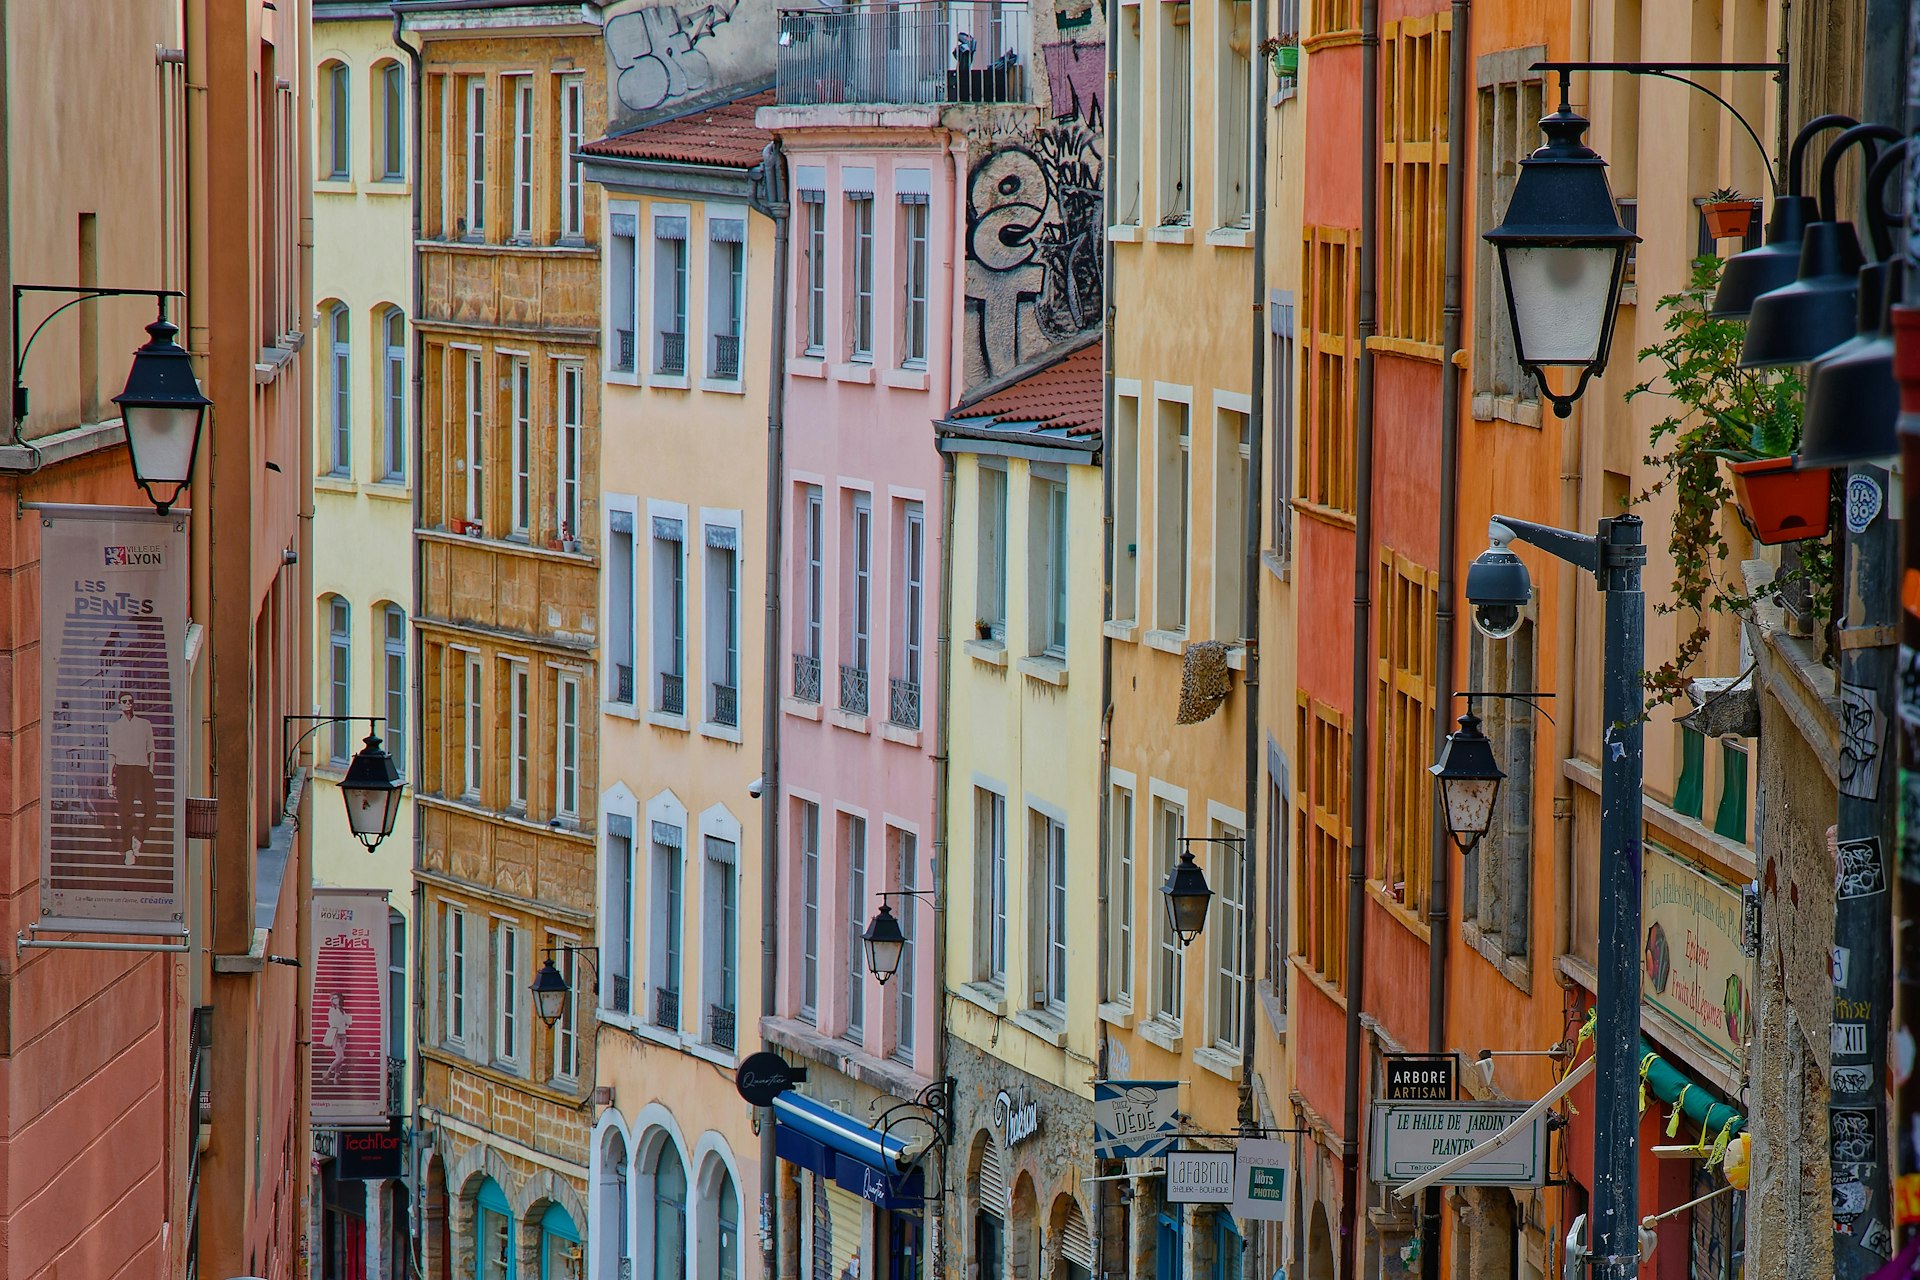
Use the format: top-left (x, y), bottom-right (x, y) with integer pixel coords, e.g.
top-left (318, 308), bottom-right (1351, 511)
top-left (610, 210), bottom-right (639, 372)
top-left (843, 493), bottom-right (872, 715)
top-left (1464, 620), bottom-right (1534, 962)
top-left (1301, 227), bottom-right (1356, 512)
top-left (1155, 401), bottom-right (1192, 631)
top-left (1264, 768), bottom-right (1289, 1000)
top-left (1211, 1211), bottom-right (1243, 1280)
top-left (652, 515), bottom-right (687, 715)
top-left (443, 904), bottom-right (468, 1043)
top-left (846, 815), bottom-right (868, 1043)
top-left (802, 190), bottom-right (827, 354)
top-left (478, 1182), bottom-right (512, 1280)
top-left (381, 308), bottom-right (406, 480)
top-left (389, 909), bottom-right (407, 1055)
top-left (377, 61), bottom-right (405, 181)
top-left (900, 188), bottom-right (930, 365)
top-left (605, 821), bottom-right (634, 1013)
top-left (651, 1147), bottom-right (687, 1280)
top-left (1381, 17), bottom-right (1451, 350)
top-left (717, 1177), bottom-right (741, 1280)
top-left (558, 362), bottom-right (583, 540)
top-left (1112, 395), bottom-right (1140, 623)
top-left (1269, 299), bottom-right (1296, 567)
top-left (978, 466), bottom-right (1008, 638)
top-left (508, 661), bottom-right (530, 810)
top-left (708, 216), bottom-right (747, 381)
top-left (326, 597), bottom-right (352, 763)
top-left (1216, 0), bottom-right (1252, 228)
top-left (1714, 742), bottom-right (1750, 843)
top-left (1374, 550), bottom-right (1436, 917)
top-left (328, 304), bottom-right (350, 475)
top-left (494, 920), bottom-right (525, 1066)
top-left (1156, 1207), bottom-right (1184, 1280)
top-left (464, 76), bottom-right (486, 237)
top-left (894, 503), bottom-right (925, 728)
top-left (1035, 816), bottom-right (1068, 1013)
top-left (893, 829), bottom-right (918, 1060)
top-left (1154, 798), bottom-right (1185, 1022)
top-left (464, 351), bottom-right (485, 526)
top-left (508, 75), bottom-right (534, 241)
top-left (611, 511), bottom-right (636, 703)
top-left (655, 213), bottom-right (690, 375)
top-left (848, 189), bottom-right (874, 359)
top-left (324, 62), bottom-right (350, 180)
top-left (799, 800), bottom-right (821, 1019)
top-left (462, 652), bottom-right (483, 797)
top-left (1296, 695), bottom-right (1352, 988)
top-left (559, 73), bottom-right (585, 240)
top-left (1031, 477), bottom-right (1070, 657)
top-left (705, 523), bottom-right (741, 727)
top-left (976, 789), bottom-right (1007, 985)
top-left (1212, 825), bottom-right (1245, 1052)
top-left (651, 820), bottom-right (685, 1029)
top-left (550, 939), bottom-right (579, 1081)
top-left (796, 485), bottom-right (825, 700)
top-left (1105, 784), bottom-right (1135, 1004)
top-left (1115, 6), bottom-right (1142, 225)
top-left (383, 604), bottom-right (407, 773)
top-left (510, 357), bottom-right (532, 535)
top-left (1159, 3), bottom-right (1192, 225)
top-left (1474, 70), bottom-right (1547, 416)
top-left (556, 674), bottom-right (581, 818)
top-left (1214, 410), bottom-right (1249, 637)
top-left (1312, 0), bottom-right (1357, 36)
top-left (704, 836), bottom-right (739, 1050)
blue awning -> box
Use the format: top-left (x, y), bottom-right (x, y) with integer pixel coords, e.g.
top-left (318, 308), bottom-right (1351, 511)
top-left (773, 1091), bottom-right (911, 1175)
top-left (772, 1092), bottom-right (926, 1210)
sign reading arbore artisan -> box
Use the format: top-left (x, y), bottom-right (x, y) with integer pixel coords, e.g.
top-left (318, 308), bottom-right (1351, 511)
top-left (1165, 1150), bottom-right (1236, 1204)
top-left (1641, 841), bottom-right (1753, 1066)
top-left (312, 888), bottom-right (392, 1128)
top-left (1368, 1101), bottom-right (1548, 1187)
top-left (1093, 1080), bottom-right (1180, 1159)
top-left (38, 506), bottom-right (189, 932)
top-left (1386, 1055), bottom-right (1456, 1101)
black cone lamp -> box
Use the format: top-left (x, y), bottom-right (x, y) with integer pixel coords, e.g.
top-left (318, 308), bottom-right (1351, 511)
top-left (1711, 113), bottom-right (1855, 320)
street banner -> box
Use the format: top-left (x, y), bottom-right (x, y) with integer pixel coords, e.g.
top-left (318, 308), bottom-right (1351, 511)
top-left (1641, 842), bottom-right (1754, 1066)
top-left (1165, 1150), bottom-right (1236, 1204)
top-left (1232, 1138), bottom-right (1292, 1222)
top-left (1368, 1101), bottom-right (1549, 1187)
top-left (1093, 1080), bottom-right (1180, 1159)
top-left (312, 889), bottom-right (391, 1127)
top-left (38, 506), bottom-right (189, 931)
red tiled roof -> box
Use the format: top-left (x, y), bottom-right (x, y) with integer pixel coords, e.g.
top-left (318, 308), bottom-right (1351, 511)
top-left (581, 90), bottom-right (776, 169)
top-left (959, 342), bottom-right (1104, 436)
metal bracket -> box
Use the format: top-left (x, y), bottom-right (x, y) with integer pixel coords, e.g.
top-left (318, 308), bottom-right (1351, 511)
top-left (18, 921), bottom-right (190, 955)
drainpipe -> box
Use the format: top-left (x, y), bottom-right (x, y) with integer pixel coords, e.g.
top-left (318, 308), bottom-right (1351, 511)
top-left (1339, 0), bottom-right (1382, 1270)
top-left (1238, 0), bottom-right (1270, 1128)
top-left (293, 3), bottom-right (319, 1268)
top-left (1096, 51), bottom-right (1118, 1266)
top-left (1423, 0), bottom-right (1470, 1274)
top-left (749, 139), bottom-right (790, 1280)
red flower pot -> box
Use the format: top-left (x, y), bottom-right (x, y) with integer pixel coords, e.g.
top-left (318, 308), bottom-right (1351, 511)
top-left (1702, 200), bottom-right (1755, 240)
top-left (1729, 456), bottom-right (1830, 544)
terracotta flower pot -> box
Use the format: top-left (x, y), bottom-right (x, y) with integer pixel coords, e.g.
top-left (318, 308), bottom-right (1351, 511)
top-left (1702, 200), bottom-right (1755, 241)
top-left (1729, 455), bottom-right (1830, 544)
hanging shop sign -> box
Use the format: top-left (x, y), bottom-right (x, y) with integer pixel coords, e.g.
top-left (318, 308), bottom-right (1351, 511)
top-left (736, 1051), bottom-right (808, 1106)
top-left (1368, 1101), bottom-right (1548, 1187)
top-left (1232, 1139), bottom-right (1292, 1222)
top-left (1385, 1055), bottom-right (1457, 1101)
top-left (1093, 1080), bottom-right (1180, 1159)
top-left (1165, 1150), bottom-right (1237, 1204)
top-left (993, 1089), bottom-right (1039, 1147)
top-left (312, 888), bottom-right (392, 1128)
top-left (1641, 842), bottom-right (1754, 1066)
top-left (338, 1117), bottom-right (407, 1180)
top-left (37, 506), bottom-right (189, 932)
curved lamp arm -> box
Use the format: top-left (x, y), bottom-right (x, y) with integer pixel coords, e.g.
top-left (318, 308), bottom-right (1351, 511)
top-left (1818, 122), bottom-right (1903, 222)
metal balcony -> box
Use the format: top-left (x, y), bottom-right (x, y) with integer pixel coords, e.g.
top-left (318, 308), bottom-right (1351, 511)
top-left (793, 653), bottom-right (822, 703)
top-left (776, 2), bottom-right (1030, 107)
top-left (708, 1004), bottom-right (737, 1052)
top-left (713, 333), bottom-right (741, 381)
top-left (660, 672), bottom-right (685, 716)
top-left (839, 664), bottom-right (869, 716)
top-left (889, 677), bottom-right (921, 729)
top-left (615, 663), bottom-right (634, 705)
top-left (658, 330), bottom-right (687, 376)
top-left (614, 327), bottom-right (636, 372)
top-left (655, 986), bottom-right (680, 1030)
top-left (712, 682), bottom-right (739, 728)
top-left (386, 1054), bottom-right (408, 1113)
top-left (607, 972), bottom-right (631, 1015)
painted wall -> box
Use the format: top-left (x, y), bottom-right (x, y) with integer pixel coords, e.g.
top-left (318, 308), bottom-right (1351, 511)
top-left (604, 0), bottom-right (785, 128)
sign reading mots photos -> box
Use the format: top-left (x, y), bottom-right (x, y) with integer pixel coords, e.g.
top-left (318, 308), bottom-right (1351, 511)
top-left (1232, 1138), bottom-right (1292, 1222)
top-left (1093, 1080), bottom-right (1180, 1159)
top-left (312, 889), bottom-right (391, 1128)
top-left (1385, 1055), bottom-right (1457, 1101)
top-left (1368, 1102), bottom-right (1548, 1187)
top-left (1641, 841), bottom-right (1753, 1066)
top-left (38, 506), bottom-right (189, 932)
top-left (1165, 1150), bottom-right (1236, 1204)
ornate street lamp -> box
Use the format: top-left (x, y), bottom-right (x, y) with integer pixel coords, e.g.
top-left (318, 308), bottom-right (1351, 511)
top-left (531, 948), bottom-right (600, 1027)
top-left (862, 902), bottom-right (908, 985)
top-left (113, 316), bottom-right (211, 513)
top-left (338, 731), bottom-right (405, 851)
top-left (1160, 847), bottom-right (1214, 948)
top-left (1431, 711), bottom-right (1506, 856)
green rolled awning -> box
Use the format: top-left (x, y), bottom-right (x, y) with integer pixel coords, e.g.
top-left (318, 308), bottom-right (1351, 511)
top-left (1640, 1037), bottom-right (1745, 1142)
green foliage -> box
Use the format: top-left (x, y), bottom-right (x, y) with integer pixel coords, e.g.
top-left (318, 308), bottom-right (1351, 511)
top-left (1625, 256), bottom-right (1833, 706)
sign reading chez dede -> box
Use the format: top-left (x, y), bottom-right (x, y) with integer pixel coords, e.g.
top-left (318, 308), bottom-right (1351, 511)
top-left (1093, 1080), bottom-right (1180, 1159)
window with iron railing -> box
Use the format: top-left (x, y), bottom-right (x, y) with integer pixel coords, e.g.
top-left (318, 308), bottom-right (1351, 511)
top-left (705, 523), bottom-right (741, 727)
top-left (709, 217), bottom-right (746, 381)
top-left (654, 213), bottom-right (690, 376)
top-left (652, 515), bottom-right (686, 715)
top-left (774, 2), bottom-right (1032, 107)
top-left (609, 208), bottom-right (639, 372)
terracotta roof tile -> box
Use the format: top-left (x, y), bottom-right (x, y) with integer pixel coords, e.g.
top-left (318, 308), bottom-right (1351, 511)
top-left (582, 90), bottom-right (776, 169)
top-left (958, 342), bottom-right (1104, 436)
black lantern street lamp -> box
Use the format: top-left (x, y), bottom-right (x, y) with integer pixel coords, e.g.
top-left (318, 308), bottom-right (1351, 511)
top-left (339, 731), bottom-right (405, 851)
top-left (113, 316), bottom-right (211, 513)
top-left (1482, 76), bottom-right (1639, 419)
top-left (1431, 711), bottom-right (1506, 855)
top-left (532, 958), bottom-right (570, 1026)
top-left (1161, 847), bottom-right (1214, 948)
top-left (862, 902), bottom-right (908, 985)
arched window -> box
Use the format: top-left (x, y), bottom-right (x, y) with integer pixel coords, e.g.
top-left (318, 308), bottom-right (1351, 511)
top-left (651, 1144), bottom-right (686, 1280)
top-left (539, 1203), bottom-right (581, 1280)
top-left (381, 603), bottom-right (407, 771)
top-left (717, 1177), bottom-right (739, 1280)
top-left (381, 306), bottom-right (407, 480)
top-left (374, 59), bottom-right (406, 181)
top-left (322, 60), bottom-right (350, 180)
top-left (595, 1130), bottom-right (630, 1280)
top-left (325, 595), bottom-right (351, 762)
top-left (474, 1179), bottom-right (512, 1280)
top-left (694, 1157), bottom-right (740, 1280)
top-left (328, 302), bottom-right (351, 475)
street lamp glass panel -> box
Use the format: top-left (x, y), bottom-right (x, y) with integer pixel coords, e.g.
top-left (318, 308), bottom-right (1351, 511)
top-left (340, 732), bottom-right (404, 851)
top-left (1439, 776), bottom-right (1501, 844)
top-left (122, 403), bottom-right (203, 487)
top-left (862, 903), bottom-right (907, 984)
top-left (1430, 711), bottom-right (1506, 853)
top-left (531, 959), bottom-right (569, 1026)
top-left (1501, 245), bottom-right (1624, 365)
top-left (113, 317), bottom-right (211, 511)
top-left (1160, 850), bottom-right (1213, 948)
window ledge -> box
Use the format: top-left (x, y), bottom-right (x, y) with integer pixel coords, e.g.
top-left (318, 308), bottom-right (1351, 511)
top-left (1108, 224), bottom-right (1142, 243)
top-left (828, 707), bottom-right (870, 734)
top-left (606, 367), bottom-right (642, 388)
top-left (684, 1040), bottom-right (739, 1070)
top-left (1366, 879), bottom-right (1432, 942)
top-left (603, 700), bottom-right (642, 721)
top-left (1011, 1008), bottom-right (1069, 1046)
top-left (1017, 655), bottom-right (1069, 687)
top-left (1460, 920), bottom-right (1533, 994)
top-left (833, 362), bottom-right (876, 384)
top-left (623, 1017), bottom-right (688, 1052)
top-left (879, 721), bottom-right (923, 748)
top-left (699, 721), bottom-right (745, 745)
top-left (366, 180), bottom-right (411, 197)
top-left (647, 373), bottom-right (692, 391)
top-left (364, 481), bottom-right (411, 503)
top-left (1098, 1000), bottom-right (1135, 1029)
top-left (1205, 226), bottom-right (1253, 249)
top-left (1143, 628), bottom-right (1187, 655)
top-left (314, 475), bottom-right (357, 494)
top-left (1224, 644), bottom-right (1246, 672)
top-left (645, 709), bottom-right (690, 733)
top-left (1194, 1045), bottom-right (1244, 1081)
top-left (1148, 224), bottom-right (1194, 245)
top-left (699, 377), bottom-right (748, 396)
top-left (789, 356), bottom-right (828, 379)
top-left (1139, 1017), bottom-right (1184, 1054)
top-left (315, 178), bottom-right (356, 194)
top-left (1470, 391), bottom-right (1543, 429)
top-left (958, 982), bottom-right (1007, 1017)
top-left (964, 638), bottom-right (1008, 668)
top-left (782, 695), bottom-right (823, 722)
top-left (1103, 619), bottom-right (1139, 642)
top-left (1261, 549), bottom-right (1291, 583)
top-left (883, 367), bottom-right (929, 391)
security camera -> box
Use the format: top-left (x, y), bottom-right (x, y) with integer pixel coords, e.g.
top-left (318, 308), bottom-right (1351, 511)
top-left (748, 775), bottom-right (765, 800)
top-left (1465, 522), bottom-right (1531, 640)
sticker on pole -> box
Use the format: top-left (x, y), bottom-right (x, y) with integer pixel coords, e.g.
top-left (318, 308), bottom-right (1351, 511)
top-left (1846, 473), bottom-right (1884, 534)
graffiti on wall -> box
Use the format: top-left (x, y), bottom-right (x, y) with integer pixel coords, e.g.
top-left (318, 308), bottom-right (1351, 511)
top-left (608, 0), bottom-right (747, 115)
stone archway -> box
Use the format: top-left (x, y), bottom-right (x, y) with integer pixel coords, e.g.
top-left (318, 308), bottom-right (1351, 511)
top-left (1308, 1204), bottom-right (1336, 1280)
top-left (422, 1152), bottom-right (450, 1280)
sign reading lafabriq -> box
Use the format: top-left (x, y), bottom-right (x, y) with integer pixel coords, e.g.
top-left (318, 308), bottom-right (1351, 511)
top-left (38, 506), bottom-right (189, 932)
top-left (1641, 841), bottom-right (1753, 1065)
top-left (1093, 1080), bottom-right (1180, 1159)
top-left (1368, 1101), bottom-right (1548, 1187)
top-left (1165, 1150), bottom-right (1236, 1204)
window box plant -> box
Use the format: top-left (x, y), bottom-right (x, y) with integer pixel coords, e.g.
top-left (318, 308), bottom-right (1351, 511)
top-left (1701, 187), bottom-right (1755, 241)
top-left (1262, 34), bottom-right (1300, 77)
top-left (1726, 455), bottom-right (1831, 544)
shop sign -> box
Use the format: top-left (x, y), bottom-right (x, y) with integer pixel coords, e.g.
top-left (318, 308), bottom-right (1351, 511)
top-left (993, 1090), bottom-right (1039, 1146)
top-left (338, 1118), bottom-right (406, 1180)
top-left (1232, 1138), bottom-right (1292, 1222)
top-left (1641, 842), bottom-right (1753, 1065)
top-left (312, 888), bottom-right (392, 1128)
top-left (1368, 1102), bottom-right (1547, 1187)
top-left (1094, 1080), bottom-right (1179, 1159)
top-left (1165, 1150), bottom-right (1236, 1204)
top-left (1385, 1055), bottom-right (1456, 1101)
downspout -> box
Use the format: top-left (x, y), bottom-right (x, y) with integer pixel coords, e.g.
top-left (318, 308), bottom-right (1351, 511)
top-left (1339, 0), bottom-right (1382, 1271)
top-left (1423, 0), bottom-right (1470, 1274)
top-left (294, 0), bottom-right (318, 1264)
top-left (749, 140), bottom-right (790, 1280)
top-left (1238, 0), bottom-right (1270, 1127)
top-left (1096, 47), bottom-right (1118, 1279)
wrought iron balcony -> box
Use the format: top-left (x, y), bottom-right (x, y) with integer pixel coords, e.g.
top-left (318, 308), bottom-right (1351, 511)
top-left (655, 986), bottom-right (680, 1030)
top-left (658, 330), bottom-right (687, 376)
top-left (386, 1054), bottom-right (408, 1113)
top-left (615, 663), bottom-right (634, 705)
top-left (793, 653), bottom-right (822, 703)
top-left (614, 327), bottom-right (636, 372)
top-left (713, 333), bottom-right (742, 381)
top-left (660, 671), bottom-right (685, 716)
top-left (889, 677), bottom-right (921, 729)
top-left (709, 1004), bottom-right (737, 1052)
top-left (776, 2), bottom-right (1030, 107)
top-left (839, 664), bottom-right (870, 716)
top-left (607, 972), bottom-right (631, 1015)
top-left (712, 683), bottom-right (739, 728)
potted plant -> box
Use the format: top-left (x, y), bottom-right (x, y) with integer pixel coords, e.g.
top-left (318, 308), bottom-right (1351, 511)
top-left (1726, 455), bottom-right (1831, 544)
top-left (561, 522), bottom-right (580, 554)
top-left (975, 617), bottom-right (994, 641)
top-left (1262, 34), bottom-right (1300, 77)
top-left (1700, 187), bottom-right (1754, 241)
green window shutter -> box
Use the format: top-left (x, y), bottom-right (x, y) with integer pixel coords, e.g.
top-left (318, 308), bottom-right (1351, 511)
top-left (1674, 727), bottom-right (1705, 819)
top-left (1713, 742), bottom-right (1749, 843)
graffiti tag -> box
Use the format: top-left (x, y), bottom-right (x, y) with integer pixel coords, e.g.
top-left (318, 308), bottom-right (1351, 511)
top-left (608, 0), bottom-right (742, 113)
top-left (1840, 681), bottom-right (1887, 801)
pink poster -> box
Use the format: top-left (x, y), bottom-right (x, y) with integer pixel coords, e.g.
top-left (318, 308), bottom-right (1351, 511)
top-left (312, 889), bottom-right (391, 1127)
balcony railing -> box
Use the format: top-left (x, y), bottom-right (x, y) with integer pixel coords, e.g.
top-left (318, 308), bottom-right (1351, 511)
top-left (386, 1054), bottom-right (408, 1114)
top-left (655, 986), bottom-right (680, 1031)
top-left (793, 653), bottom-right (822, 703)
top-left (709, 1004), bottom-right (737, 1052)
top-left (713, 682), bottom-right (739, 728)
top-left (660, 672), bottom-right (685, 716)
top-left (713, 333), bottom-right (741, 381)
top-left (658, 330), bottom-right (687, 376)
top-left (615, 663), bottom-right (634, 704)
top-left (889, 677), bottom-right (921, 729)
top-left (614, 327), bottom-right (636, 372)
top-left (776, 2), bottom-right (1030, 107)
top-left (607, 972), bottom-right (631, 1015)
top-left (839, 664), bottom-right (869, 716)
